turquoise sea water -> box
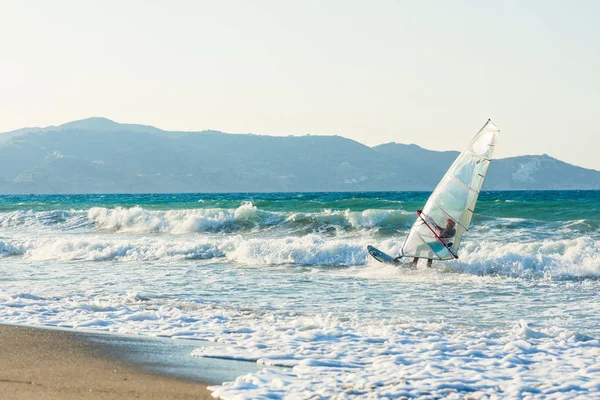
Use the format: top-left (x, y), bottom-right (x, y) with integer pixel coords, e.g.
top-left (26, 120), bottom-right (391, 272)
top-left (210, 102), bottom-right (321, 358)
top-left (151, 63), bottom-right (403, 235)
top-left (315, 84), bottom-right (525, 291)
top-left (1, 191), bottom-right (599, 398)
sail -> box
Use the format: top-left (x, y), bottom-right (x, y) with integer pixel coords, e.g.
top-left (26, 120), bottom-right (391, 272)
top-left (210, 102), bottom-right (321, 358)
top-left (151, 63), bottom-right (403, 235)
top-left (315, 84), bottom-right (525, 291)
top-left (401, 120), bottom-right (499, 260)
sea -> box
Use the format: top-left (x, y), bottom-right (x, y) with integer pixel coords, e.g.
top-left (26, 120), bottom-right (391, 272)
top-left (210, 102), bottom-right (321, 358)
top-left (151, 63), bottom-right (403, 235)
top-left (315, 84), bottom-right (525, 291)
top-left (1, 191), bottom-right (599, 399)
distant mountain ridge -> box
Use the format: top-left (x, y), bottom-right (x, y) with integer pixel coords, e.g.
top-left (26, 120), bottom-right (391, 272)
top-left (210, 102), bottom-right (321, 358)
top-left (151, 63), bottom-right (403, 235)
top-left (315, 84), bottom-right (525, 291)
top-left (1, 117), bottom-right (598, 193)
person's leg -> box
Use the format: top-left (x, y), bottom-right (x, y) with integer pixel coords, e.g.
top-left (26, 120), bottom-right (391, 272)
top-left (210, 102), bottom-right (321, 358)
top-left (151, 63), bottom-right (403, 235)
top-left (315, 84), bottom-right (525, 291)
top-left (407, 257), bottom-right (419, 266)
top-left (427, 259), bottom-right (433, 267)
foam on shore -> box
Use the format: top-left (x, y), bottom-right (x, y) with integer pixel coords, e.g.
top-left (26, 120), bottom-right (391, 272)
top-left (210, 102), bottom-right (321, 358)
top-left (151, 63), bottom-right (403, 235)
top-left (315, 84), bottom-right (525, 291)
top-left (0, 290), bottom-right (598, 399)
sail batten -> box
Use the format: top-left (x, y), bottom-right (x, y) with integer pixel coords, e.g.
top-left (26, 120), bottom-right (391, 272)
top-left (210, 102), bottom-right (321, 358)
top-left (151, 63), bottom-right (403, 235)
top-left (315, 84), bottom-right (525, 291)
top-left (432, 199), bottom-right (469, 231)
top-left (464, 153), bottom-right (492, 161)
top-left (400, 120), bottom-right (499, 261)
top-left (448, 174), bottom-right (479, 194)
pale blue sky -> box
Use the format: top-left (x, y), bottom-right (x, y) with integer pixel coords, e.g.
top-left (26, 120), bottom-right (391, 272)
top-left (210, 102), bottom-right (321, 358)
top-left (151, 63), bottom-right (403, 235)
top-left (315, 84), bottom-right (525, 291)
top-left (1, 0), bottom-right (599, 169)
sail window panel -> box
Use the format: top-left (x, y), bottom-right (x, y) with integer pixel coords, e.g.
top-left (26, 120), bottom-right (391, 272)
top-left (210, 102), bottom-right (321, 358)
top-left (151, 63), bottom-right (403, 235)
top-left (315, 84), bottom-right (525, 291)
top-left (428, 177), bottom-right (470, 222)
top-left (451, 155), bottom-right (478, 187)
top-left (411, 216), bottom-right (439, 242)
top-left (469, 131), bottom-right (496, 159)
top-left (403, 222), bottom-right (451, 260)
top-left (422, 201), bottom-right (456, 228)
top-left (434, 244), bottom-right (454, 260)
top-left (403, 239), bottom-right (437, 259)
top-left (421, 202), bottom-right (460, 257)
top-left (402, 227), bottom-right (438, 259)
top-left (416, 219), bottom-right (454, 259)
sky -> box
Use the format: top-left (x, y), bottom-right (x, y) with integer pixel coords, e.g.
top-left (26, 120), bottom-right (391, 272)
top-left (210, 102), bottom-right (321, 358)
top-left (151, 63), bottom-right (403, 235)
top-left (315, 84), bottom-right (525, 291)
top-left (1, 0), bottom-right (599, 169)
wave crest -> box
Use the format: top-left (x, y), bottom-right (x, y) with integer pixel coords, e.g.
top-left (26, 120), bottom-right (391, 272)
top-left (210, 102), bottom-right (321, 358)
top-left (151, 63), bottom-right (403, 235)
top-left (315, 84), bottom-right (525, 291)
top-left (0, 205), bottom-right (414, 235)
top-left (450, 237), bottom-right (600, 279)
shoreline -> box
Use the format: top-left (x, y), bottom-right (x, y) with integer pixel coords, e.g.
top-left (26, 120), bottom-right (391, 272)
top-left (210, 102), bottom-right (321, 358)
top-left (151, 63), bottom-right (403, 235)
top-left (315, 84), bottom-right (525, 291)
top-left (0, 324), bottom-right (254, 399)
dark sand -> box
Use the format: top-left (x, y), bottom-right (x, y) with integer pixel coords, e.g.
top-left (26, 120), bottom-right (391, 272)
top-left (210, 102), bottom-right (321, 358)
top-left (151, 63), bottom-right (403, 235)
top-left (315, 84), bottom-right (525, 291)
top-left (0, 324), bottom-right (215, 399)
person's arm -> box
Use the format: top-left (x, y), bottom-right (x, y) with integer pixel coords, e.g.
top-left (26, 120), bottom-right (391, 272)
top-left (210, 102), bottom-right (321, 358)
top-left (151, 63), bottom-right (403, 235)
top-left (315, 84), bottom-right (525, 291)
top-left (420, 211), bottom-right (443, 233)
top-left (439, 227), bottom-right (455, 239)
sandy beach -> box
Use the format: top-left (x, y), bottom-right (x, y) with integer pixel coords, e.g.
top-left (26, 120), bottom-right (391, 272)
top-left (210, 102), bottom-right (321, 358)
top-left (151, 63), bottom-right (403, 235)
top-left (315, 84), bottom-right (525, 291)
top-left (0, 324), bottom-right (214, 400)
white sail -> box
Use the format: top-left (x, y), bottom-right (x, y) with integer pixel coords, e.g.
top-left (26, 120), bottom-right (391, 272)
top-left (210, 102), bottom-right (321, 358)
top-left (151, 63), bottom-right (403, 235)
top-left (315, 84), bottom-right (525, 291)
top-left (401, 120), bottom-right (499, 260)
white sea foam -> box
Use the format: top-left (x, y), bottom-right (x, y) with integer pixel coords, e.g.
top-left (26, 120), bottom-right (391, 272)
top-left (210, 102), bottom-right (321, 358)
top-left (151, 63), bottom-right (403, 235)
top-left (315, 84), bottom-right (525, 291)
top-left (227, 234), bottom-right (368, 266)
top-left (10, 234), bottom-right (369, 266)
top-left (0, 290), bottom-right (597, 399)
top-left (0, 238), bottom-right (26, 257)
top-left (18, 236), bottom-right (224, 262)
top-left (454, 237), bottom-right (600, 279)
top-left (3, 231), bottom-right (600, 278)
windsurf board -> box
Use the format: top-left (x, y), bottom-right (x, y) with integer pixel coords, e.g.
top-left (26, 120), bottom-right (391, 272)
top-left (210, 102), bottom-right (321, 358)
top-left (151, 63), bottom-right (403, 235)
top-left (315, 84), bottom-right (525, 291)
top-left (367, 245), bottom-right (397, 265)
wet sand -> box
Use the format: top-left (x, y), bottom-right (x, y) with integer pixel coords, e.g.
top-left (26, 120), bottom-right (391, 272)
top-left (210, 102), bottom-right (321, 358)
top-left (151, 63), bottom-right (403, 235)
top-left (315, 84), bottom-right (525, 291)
top-left (0, 324), bottom-right (215, 400)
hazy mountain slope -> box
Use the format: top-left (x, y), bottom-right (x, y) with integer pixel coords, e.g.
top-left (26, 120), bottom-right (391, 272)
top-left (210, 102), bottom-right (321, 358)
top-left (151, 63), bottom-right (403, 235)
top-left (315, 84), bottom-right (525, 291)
top-left (373, 143), bottom-right (600, 191)
top-left (0, 127), bottom-right (408, 193)
top-left (1, 118), bottom-right (599, 193)
top-left (0, 117), bottom-right (185, 144)
top-left (488, 155), bottom-right (600, 190)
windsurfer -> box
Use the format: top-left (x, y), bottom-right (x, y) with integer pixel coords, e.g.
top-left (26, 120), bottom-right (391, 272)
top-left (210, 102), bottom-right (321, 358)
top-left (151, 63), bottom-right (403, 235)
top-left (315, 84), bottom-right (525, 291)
top-left (434, 218), bottom-right (457, 246)
top-left (368, 120), bottom-right (499, 267)
top-left (395, 217), bottom-right (457, 267)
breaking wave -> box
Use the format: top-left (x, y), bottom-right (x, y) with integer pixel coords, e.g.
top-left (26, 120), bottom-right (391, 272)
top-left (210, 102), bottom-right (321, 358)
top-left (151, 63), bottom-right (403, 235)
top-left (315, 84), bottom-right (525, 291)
top-left (0, 204), bottom-right (414, 235)
top-left (0, 209), bottom-right (90, 230)
top-left (449, 237), bottom-right (600, 280)
top-left (5, 234), bottom-right (600, 279)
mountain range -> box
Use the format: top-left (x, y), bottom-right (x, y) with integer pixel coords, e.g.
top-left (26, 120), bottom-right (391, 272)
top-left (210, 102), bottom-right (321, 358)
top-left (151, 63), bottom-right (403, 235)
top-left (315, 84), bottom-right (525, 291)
top-left (1, 117), bottom-right (598, 193)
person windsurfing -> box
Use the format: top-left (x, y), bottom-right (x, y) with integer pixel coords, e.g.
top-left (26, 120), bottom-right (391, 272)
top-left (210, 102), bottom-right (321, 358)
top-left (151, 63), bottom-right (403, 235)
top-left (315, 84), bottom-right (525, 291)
top-left (394, 216), bottom-right (457, 267)
top-left (434, 218), bottom-right (457, 246)
top-left (367, 119), bottom-right (499, 266)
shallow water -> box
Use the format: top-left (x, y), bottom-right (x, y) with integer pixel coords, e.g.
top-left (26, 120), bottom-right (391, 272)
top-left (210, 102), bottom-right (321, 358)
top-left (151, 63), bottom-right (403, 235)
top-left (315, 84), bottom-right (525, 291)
top-left (1, 191), bottom-right (599, 398)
